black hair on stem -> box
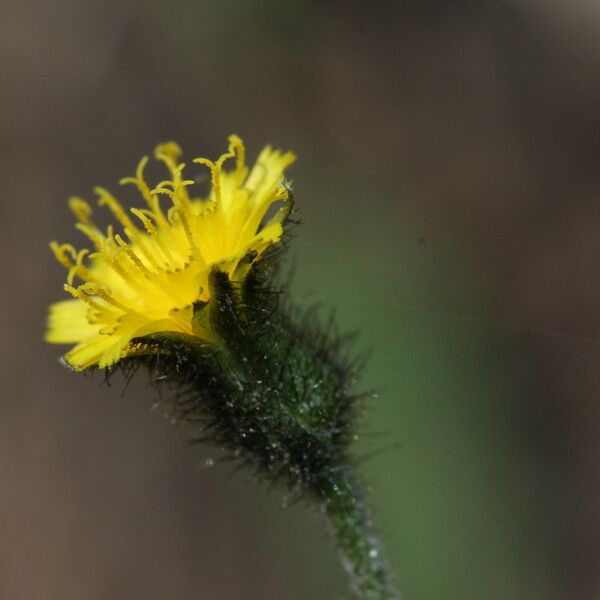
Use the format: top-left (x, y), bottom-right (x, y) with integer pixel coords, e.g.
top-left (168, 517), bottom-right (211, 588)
top-left (123, 261), bottom-right (361, 491)
top-left (110, 214), bottom-right (399, 599)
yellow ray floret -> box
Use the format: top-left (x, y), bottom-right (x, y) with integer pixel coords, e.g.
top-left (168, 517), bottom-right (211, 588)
top-left (46, 135), bottom-right (296, 371)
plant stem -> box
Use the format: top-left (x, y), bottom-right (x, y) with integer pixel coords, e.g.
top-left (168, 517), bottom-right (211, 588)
top-left (318, 467), bottom-right (400, 599)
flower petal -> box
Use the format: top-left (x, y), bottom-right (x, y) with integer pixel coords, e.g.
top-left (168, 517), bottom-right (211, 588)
top-left (45, 299), bottom-right (98, 343)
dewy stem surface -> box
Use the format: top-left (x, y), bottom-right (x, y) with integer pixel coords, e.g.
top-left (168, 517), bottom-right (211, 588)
top-left (318, 468), bottom-right (400, 600)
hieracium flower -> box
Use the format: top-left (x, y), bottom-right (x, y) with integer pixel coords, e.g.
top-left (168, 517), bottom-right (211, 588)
top-left (45, 136), bottom-right (399, 600)
top-left (46, 135), bottom-right (295, 370)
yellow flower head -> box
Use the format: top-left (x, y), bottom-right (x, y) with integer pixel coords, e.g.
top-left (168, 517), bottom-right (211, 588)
top-left (46, 135), bottom-right (296, 371)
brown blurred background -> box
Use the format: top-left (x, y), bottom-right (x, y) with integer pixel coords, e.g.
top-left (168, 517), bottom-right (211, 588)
top-left (2, 1), bottom-right (600, 598)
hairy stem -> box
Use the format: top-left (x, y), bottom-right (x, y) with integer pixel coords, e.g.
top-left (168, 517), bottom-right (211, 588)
top-left (318, 468), bottom-right (400, 599)
top-left (137, 271), bottom-right (401, 598)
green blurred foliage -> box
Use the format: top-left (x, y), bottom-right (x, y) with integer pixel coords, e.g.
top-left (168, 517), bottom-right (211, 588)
top-left (290, 165), bottom-right (551, 599)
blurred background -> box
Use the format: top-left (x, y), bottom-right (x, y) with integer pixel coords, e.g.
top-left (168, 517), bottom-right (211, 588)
top-left (2, 1), bottom-right (600, 598)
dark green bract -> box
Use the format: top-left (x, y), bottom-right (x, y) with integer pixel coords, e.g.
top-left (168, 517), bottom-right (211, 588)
top-left (121, 253), bottom-right (399, 599)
